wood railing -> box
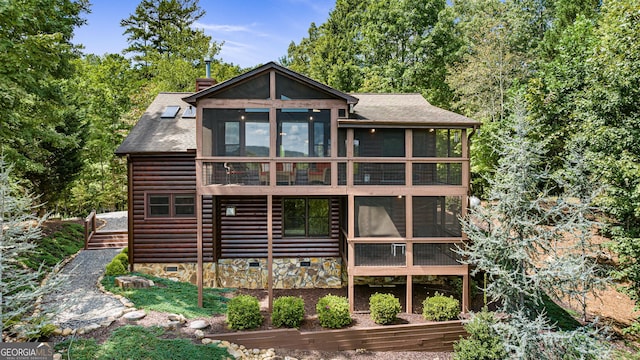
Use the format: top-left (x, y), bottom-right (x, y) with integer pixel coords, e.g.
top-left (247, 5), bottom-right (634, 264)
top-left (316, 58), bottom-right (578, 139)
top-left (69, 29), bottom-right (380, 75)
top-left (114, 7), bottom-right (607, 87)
top-left (84, 210), bottom-right (96, 250)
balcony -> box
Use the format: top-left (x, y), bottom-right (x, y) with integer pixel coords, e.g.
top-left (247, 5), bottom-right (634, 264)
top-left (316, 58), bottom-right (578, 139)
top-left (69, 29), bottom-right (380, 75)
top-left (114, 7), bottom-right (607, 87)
top-left (203, 161), bottom-right (346, 186)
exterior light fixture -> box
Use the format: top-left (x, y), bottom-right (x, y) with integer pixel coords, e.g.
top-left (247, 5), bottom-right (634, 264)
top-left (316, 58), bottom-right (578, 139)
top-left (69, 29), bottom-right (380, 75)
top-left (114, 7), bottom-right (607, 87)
top-left (226, 206), bottom-right (236, 216)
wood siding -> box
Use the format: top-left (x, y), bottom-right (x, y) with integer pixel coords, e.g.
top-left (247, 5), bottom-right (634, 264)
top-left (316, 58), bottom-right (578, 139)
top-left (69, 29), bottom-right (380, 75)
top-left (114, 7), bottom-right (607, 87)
top-left (130, 154), bottom-right (213, 263)
top-left (216, 197), bottom-right (341, 258)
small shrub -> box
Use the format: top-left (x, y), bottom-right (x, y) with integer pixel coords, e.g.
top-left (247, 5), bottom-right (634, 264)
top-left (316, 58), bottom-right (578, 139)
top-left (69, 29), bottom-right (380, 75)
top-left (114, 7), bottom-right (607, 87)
top-left (114, 253), bottom-right (129, 267)
top-left (271, 296), bottom-right (305, 328)
top-left (316, 294), bottom-right (351, 329)
top-left (422, 292), bottom-right (460, 321)
top-left (453, 311), bottom-right (506, 360)
top-left (226, 295), bottom-right (263, 330)
top-left (369, 293), bottom-right (401, 325)
top-left (121, 247), bottom-right (128, 256)
top-left (38, 323), bottom-right (58, 338)
top-left (105, 259), bottom-right (127, 276)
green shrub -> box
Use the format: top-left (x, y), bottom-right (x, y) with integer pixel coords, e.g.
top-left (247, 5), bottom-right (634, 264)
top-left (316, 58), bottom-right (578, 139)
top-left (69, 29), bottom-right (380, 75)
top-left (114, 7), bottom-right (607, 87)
top-left (114, 253), bottom-right (129, 267)
top-left (271, 296), bottom-right (305, 328)
top-left (226, 295), bottom-right (263, 330)
top-left (369, 293), bottom-right (401, 325)
top-left (105, 259), bottom-right (127, 276)
top-left (453, 311), bottom-right (506, 360)
top-left (316, 294), bottom-right (351, 329)
top-left (121, 247), bottom-right (128, 256)
top-left (422, 292), bottom-right (460, 321)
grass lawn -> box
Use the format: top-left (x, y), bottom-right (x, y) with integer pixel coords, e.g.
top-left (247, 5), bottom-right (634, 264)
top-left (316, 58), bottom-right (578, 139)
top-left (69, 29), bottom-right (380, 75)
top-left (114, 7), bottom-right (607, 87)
top-left (102, 273), bottom-right (232, 318)
top-left (539, 294), bottom-right (581, 331)
top-left (55, 325), bottom-right (229, 360)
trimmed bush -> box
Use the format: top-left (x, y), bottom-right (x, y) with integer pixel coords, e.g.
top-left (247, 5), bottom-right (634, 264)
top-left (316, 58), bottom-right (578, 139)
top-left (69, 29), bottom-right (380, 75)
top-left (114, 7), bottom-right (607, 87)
top-left (105, 260), bottom-right (127, 276)
top-left (369, 293), bottom-right (401, 325)
top-left (121, 247), bottom-right (128, 256)
top-left (422, 292), bottom-right (460, 321)
top-left (453, 311), bottom-right (506, 360)
top-left (316, 294), bottom-right (351, 329)
top-left (271, 296), bottom-right (305, 328)
top-left (226, 295), bottom-right (263, 330)
top-left (114, 253), bottom-right (129, 267)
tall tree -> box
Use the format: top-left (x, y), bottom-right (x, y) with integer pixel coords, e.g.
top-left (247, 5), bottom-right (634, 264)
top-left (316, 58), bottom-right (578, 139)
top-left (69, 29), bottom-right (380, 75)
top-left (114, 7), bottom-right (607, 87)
top-left (121, 0), bottom-right (208, 66)
top-left (0, 0), bottom-right (89, 212)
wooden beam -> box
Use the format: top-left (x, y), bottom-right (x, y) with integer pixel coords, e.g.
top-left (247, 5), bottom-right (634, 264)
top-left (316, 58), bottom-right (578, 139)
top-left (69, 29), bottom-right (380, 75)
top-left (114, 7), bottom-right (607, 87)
top-left (196, 193), bottom-right (203, 307)
top-left (462, 273), bottom-right (470, 313)
top-left (127, 156), bottom-right (134, 272)
top-left (406, 275), bottom-right (413, 314)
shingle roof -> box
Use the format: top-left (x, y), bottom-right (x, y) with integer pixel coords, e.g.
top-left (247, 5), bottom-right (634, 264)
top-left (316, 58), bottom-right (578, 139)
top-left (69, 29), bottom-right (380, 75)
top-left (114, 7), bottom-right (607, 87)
top-left (115, 93), bottom-right (196, 155)
top-left (341, 93), bottom-right (480, 128)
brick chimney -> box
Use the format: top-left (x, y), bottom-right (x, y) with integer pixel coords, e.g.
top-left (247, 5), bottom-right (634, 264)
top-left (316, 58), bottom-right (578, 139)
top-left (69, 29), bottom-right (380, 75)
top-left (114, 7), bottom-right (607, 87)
top-left (195, 78), bottom-right (216, 92)
top-left (195, 58), bottom-right (216, 91)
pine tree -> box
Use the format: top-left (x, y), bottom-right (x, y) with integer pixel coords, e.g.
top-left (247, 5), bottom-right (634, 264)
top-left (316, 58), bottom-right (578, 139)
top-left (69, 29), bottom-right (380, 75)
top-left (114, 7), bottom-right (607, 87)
top-left (0, 158), bottom-right (61, 341)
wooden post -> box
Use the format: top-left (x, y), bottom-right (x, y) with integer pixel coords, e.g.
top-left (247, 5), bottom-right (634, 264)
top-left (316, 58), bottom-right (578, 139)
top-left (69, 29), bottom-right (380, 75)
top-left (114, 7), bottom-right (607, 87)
top-left (462, 270), bottom-right (470, 313)
top-left (127, 157), bottom-right (134, 271)
top-left (267, 195), bottom-right (273, 312)
top-left (196, 193), bottom-right (203, 307)
top-left (406, 275), bottom-right (413, 314)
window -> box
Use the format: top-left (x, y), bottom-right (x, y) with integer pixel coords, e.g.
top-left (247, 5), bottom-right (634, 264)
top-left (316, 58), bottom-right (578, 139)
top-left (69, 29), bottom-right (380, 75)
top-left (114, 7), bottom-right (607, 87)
top-left (413, 129), bottom-right (462, 157)
top-left (283, 198), bottom-right (330, 237)
top-left (277, 109), bottom-right (330, 157)
top-left (203, 109), bottom-right (269, 156)
top-left (147, 193), bottom-right (195, 218)
top-left (354, 129), bottom-right (405, 157)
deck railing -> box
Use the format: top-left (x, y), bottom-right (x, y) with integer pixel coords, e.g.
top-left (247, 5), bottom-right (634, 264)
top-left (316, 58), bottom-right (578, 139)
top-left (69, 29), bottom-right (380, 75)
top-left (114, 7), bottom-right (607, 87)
top-left (84, 210), bottom-right (97, 250)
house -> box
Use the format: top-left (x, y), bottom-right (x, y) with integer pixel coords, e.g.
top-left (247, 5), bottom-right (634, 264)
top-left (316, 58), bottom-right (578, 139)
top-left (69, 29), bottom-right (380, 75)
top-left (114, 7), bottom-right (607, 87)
top-left (115, 62), bottom-right (480, 312)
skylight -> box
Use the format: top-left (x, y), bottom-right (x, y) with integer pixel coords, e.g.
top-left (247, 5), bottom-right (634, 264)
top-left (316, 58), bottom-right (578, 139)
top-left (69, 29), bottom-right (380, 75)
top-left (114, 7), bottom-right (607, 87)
top-left (161, 105), bottom-right (180, 118)
top-left (182, 106), bottom-right (196, 118)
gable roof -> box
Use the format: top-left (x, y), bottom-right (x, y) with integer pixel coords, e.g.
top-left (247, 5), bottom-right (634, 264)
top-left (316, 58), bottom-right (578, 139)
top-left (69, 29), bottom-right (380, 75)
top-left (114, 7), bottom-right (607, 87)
top-left (341, 93), bottom-right (480, 128)
top-left (182, 61), bottom-right (359, 105)
top-left (115, 93), bottom-right (196, 155)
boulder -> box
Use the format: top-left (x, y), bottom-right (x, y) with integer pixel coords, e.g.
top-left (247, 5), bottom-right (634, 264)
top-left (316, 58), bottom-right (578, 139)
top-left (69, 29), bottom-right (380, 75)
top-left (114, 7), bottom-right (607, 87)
top-left (115, 276), bottom-right (155, 289)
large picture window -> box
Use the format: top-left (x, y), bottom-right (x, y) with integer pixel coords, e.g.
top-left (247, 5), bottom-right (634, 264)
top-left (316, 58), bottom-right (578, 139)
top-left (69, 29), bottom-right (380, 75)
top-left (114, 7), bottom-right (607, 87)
top-left (283, 198), bottom-right (330, 237)
top-left (147, 193), bottom-right (195, 218)
top-left (203, 109), bottom-right (269, 156)
top-left (276, 109), bottom-right (330, 157)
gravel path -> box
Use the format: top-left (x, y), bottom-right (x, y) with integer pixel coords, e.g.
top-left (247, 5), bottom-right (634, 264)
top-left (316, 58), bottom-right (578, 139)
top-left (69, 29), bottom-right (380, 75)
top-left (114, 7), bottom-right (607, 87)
top-left (40, 212), bottom-right (129, 329)
top-left (96, 211), bottom-right (127, 232)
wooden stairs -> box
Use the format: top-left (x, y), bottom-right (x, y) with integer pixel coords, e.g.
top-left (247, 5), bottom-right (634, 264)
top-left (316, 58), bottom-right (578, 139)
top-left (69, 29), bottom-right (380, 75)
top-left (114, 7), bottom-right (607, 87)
top-left (87, 230), bottom-right (128, 250)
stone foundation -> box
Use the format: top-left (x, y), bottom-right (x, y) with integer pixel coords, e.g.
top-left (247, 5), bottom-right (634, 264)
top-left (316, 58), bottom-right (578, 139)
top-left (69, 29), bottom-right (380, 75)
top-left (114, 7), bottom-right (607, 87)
top-left (134, 257), bottom-right (342, 289)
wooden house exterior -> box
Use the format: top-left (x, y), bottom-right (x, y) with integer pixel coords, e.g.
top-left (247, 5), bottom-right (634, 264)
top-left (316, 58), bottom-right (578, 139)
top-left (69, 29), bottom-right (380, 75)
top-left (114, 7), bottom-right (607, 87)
top-left (116, 62), bottom-right (480, 312)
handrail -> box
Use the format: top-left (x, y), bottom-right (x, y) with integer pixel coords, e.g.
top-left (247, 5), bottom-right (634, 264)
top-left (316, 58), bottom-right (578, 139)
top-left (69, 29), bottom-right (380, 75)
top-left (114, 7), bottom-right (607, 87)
top-left (84, 210), bottom-right (97, 250)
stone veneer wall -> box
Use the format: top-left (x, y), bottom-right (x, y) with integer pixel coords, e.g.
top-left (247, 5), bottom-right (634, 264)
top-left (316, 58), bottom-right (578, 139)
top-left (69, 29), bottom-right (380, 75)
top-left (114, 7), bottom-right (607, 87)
top-left (134, 257), bottom-right (342, 289)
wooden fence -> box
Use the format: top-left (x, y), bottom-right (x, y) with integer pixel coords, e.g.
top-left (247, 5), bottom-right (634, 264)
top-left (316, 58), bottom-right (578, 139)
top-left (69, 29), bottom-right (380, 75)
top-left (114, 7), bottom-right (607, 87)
top-left (84, 210), bottom-right (97, 250)
top-left (207, 320), bottom-right (466, 352)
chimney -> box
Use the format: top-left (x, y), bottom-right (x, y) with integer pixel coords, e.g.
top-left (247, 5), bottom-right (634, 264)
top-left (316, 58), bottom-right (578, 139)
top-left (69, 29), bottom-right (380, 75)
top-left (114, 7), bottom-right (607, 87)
top-left (195, 59), bottom-right (216, 92)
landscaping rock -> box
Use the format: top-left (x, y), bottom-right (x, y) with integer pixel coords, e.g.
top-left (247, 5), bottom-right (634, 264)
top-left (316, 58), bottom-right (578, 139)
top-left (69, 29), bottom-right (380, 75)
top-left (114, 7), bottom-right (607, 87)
top-left (53, 354), bottom-right (62, 360)
top-left (162, 320), bottom-right (181, 330)
top-left (123, 310), bottom-right (146, 321)
top-left (194, 330), bottom-right (205, 339)
top-left (61, 328), bottom-right (73, 336)
top-left (168, 313), bottom-right (186, 323)
top-left (53, 328), bottom-right (62, 336)
top-left (115, 276), bottom-right (155, 289)
top-left (201, 338), bottom-right (213, 345)
top-left (189, 320), bottom-right (208, 329)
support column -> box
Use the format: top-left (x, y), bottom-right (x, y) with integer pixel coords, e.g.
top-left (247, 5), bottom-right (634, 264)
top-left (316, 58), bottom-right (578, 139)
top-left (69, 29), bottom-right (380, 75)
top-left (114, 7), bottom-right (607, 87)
top-left (406, 275), bottom-right (413, 314)
top-left (196, 193), bottom-right (203, 307)
top-left (462, 269), bottom-right (470, 313)
top-left (267, 195), bottom-right (273, 312)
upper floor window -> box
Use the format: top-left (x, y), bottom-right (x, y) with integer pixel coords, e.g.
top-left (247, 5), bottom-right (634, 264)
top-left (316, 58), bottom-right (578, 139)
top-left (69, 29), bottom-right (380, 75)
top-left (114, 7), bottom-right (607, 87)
top-left (147, 193), bottom-right (195, 218)
top-left (354, 129), bottom-right (405, 157)
top-left (203, 109), bottom-right (269, 156)
top-left (413, 129), bottom-right (462, 157)
top-left (277, 109), bottom-right (330, 157)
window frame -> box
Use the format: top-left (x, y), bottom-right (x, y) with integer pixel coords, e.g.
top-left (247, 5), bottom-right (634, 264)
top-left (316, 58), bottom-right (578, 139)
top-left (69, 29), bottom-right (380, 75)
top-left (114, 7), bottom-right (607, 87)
top-left (282, 197), bottom-right (331, 238)
top-left (145, 192), bottom-right (196, 219)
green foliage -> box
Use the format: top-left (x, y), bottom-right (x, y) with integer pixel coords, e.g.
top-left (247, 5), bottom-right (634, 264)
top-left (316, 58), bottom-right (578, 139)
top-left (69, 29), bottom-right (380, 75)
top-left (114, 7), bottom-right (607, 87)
top-left (316, 294), bottom-right (351, 329)
top-left (102, 273), bottom-right (229, 318)
top-left (453, 311), bottom-right (506, 360)
top-left (422, 292), bottom-right (460, 321)
top-left (271, 296), bottom-right (305, 328)
top-left (55, 325), bottom-right (229, 359)
top-left (121, 247), bottom-right (128, 256)
top-left (114, 253), bottom-right (129, 268)
top-left (105, 260), bottom-right (127, 276)
top-left (20, 223), bottom-right (84, 274)
top-left (369, 293), bottom-right (401, 325)
top-left (226, 295), bottom-right (263, 330)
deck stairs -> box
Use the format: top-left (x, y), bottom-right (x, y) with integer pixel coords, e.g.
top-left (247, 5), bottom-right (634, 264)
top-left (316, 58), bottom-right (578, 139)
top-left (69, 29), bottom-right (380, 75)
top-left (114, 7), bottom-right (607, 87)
top-left (86, 230), bottom-right (128, 250)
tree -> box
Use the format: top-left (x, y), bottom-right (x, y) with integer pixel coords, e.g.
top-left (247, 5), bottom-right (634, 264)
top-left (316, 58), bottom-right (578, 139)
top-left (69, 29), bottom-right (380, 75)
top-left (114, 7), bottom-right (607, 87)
top-left (457, 101), bottom-right (610, 357)
top-left (121, 0), bottom-right (211, 70)
top-left (0, 158), bottom-right (61, 340)
top-left (0, 0), bottom-right (89, 213)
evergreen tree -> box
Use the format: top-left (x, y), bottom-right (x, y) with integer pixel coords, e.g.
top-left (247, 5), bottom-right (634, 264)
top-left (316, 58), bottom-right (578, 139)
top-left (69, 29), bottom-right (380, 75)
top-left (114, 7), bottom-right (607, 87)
top-left (0, 158), bottom-right (61, 340)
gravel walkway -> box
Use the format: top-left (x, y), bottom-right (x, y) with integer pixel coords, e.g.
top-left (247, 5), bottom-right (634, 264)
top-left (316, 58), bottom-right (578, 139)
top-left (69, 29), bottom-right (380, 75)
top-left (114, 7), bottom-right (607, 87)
top-left (42, 213), bottom-right (129, 329)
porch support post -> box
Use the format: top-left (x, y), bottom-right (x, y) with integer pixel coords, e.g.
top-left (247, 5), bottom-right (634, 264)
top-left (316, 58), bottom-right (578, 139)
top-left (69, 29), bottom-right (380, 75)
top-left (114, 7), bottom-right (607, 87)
top-left (347, 194), bottom-right (355, 312)
top-left (462, 268), bottom-right (470, 313)
top-left (127, 156), bottom-right (134, 272)
top-left (267, 195), bottom-right (273, 312)
top-left (406, 275), bottom-right (413, 314)
top-left (196, 192), bottom-right (203, 307)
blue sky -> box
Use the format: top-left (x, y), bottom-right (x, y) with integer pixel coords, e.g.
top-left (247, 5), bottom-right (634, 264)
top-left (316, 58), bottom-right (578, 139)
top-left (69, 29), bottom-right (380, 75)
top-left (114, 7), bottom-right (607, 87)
top-left (72, 0), bottom-right (335, 68)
